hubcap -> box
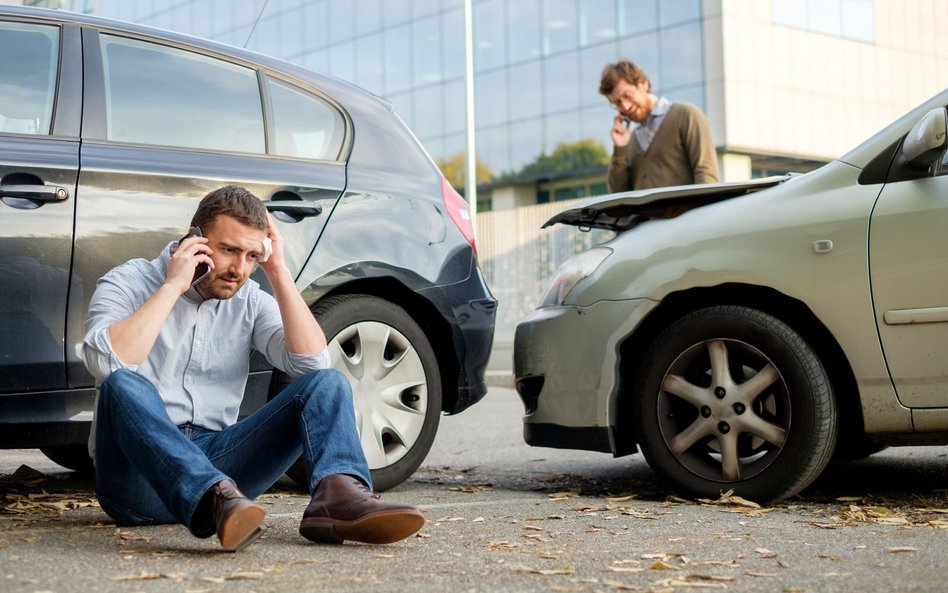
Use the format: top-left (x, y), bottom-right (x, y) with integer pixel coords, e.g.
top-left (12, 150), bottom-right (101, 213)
top-left (656, 339), bottom-right (790, 483)
top-left (329, 321), bottom-right (428, 469)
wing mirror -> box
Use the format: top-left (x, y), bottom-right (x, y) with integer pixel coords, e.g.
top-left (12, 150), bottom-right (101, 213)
top-left (902, 107), bottom-right (947, 165)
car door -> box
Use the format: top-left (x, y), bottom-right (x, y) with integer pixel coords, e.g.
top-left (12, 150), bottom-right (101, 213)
top-left (0, 21), bottom-right (81, 392)
top-left (869, 109), bottom-right (948, 408)
top-left (67, 28), bottom-right (348, 390)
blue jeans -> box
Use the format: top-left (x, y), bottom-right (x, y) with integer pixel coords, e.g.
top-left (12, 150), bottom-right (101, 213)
top-left (93, 368), bottom-right (371, 538)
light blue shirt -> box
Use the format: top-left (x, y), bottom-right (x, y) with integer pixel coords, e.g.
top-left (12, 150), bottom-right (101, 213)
top-left (634, 96), bottom-right (672, 152)
top-left (81, 241), bottom-right (330, 431)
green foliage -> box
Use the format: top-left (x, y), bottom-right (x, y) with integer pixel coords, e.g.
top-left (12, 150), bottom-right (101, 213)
top-left (517, 138), bottom-right (609, 177)
top-left (436, 152), bottom-right (495, 190)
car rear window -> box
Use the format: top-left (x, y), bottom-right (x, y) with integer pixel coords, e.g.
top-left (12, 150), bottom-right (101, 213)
top-left (0, 22), bottom-right (58, 135)
top-left (100, 35), bottom-right (265, 153)
top-left (268, 77), bottom-right (345, 161)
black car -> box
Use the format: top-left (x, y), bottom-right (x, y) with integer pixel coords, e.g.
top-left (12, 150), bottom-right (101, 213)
top-left (0, 5), bottom-right (495, 491)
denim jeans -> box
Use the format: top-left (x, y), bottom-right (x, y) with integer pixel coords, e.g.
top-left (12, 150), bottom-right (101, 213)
top-left (93, 368), bottom-right (371, 538)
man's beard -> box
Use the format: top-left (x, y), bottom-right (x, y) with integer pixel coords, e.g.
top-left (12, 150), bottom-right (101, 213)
top-left (195, 271), bottom-right (245, 300)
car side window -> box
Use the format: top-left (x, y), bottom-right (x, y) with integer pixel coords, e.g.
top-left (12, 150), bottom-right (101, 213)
top-left (100, 35), bottom-right (264, 153)
top-left (0, 22), bottom-right (59, 135)
top-left (268, 78), bottom-right (345, 161)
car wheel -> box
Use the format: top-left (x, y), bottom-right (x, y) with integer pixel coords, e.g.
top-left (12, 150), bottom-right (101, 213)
top-left (281, 294), bottom-right (441, 492)
top-left (633, 305), bottom-right (837, 503)
top-left (39, 445), bottom-right (93, 474)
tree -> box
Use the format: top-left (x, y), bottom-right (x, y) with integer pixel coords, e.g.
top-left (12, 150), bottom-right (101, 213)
top-left (518, 138), bottom-right (609, 177)
top-left (436, 152), bottom-right (495, 190)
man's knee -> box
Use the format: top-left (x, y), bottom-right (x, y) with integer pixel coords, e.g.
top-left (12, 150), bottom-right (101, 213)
top-left (99, 369), bottom-right (157, 406)
top-left (295, 368), bottom-right (352, 400)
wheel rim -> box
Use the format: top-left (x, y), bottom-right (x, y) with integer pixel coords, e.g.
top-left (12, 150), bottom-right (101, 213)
top-left (656, 338), bottom-right (791, 483)
top-left (329, 320), bottom-right (428, 470)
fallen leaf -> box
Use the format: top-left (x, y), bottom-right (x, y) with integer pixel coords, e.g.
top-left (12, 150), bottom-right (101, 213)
top-left (649, 561), bottom-right (680, 571)
top-left (226, 572), bottom-right (264, 580)
top-left (756, 548), bottom-right (778, 558)
top-left (514, 565), bottom-right (576, 576)
top-left (746, 571), bottom-right (778, 577)
top-left (110, 572), bottom-right (186, 581)
top-left (887, 547), bottom-right (918, 553)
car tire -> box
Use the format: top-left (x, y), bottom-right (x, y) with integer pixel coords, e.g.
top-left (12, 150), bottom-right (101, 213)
top-left (39, 445), bottom-right (93, 474)
top-left (280, 294), bottom-right (442, 492)
top-left (632, 305), bottom-right (837, 504)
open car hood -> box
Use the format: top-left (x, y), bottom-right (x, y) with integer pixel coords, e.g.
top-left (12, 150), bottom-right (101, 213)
top-left (542, 175), bottom-right (794, 231)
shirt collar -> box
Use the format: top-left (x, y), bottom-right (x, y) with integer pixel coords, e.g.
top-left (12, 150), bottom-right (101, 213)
top-left (650, 96), bottom-right (672, 119)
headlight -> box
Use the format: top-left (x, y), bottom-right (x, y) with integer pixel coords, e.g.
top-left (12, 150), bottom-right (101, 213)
top-left (536, 247), bottom-right (613, 308)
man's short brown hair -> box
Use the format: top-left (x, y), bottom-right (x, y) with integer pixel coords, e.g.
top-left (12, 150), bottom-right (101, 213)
top-left (599, 60), bottom-right (651, 96)
top-left (191, 185), bottom-right (268, 233)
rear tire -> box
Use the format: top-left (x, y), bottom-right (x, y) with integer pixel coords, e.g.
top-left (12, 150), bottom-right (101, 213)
top-left (633, 306), bottom-right (837, 503)
top-left (280, 294), bottom-right (441, 492)
top-left (40, 445), bottom-right (93, 474)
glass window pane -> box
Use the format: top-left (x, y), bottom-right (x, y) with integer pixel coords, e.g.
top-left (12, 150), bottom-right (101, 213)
top-left (659, 0), bottom-right (700, 27)
top-left (475, 69), bottom-right (508, 127)
top-left (414, 15), bottom-right (442, 85)
top-left (0, 22), bottom-right (58, 135)
top-left (544, 110), bottom-right (580, 153)
top-left (509, 117), bottom-right (544, 172)
top-left (269, 78), bottom-right (345, 160)
top-left (542, 0), bottom-right (578, 55)
top-left (772, 0), bottom-right (807, 28)
top-left (356, 0), bottom-right (382, 35)
top-left (579, 41), bottom-right (618, 108)
top-left (474, 0), bottom-right (506, 71)
top-left (579, 0), bottom-right (617, 46)
top-left (356, 33), bottom-right (383, 94)
top-left (842, 0), bottom-right (874, 42)
top-left (328, 0), bottom-right (355, 43)
top-left (508, 60), bottom-right (542, 121)
top-left (807, 0), bottom-right (841, 36)
top-left (508, 0), bottom-right (541, 63)
top-left (384, 24), bottom-right (412, 94)
top-left (329, 40), bottom-right (355, 83)
top-left (100, 35), bottom-right (264, 152)
top-left (618, 0), bottom-right (657, 36)
top-left (476, 124), bottom-right (511, 176)
top-left (543, 52), bottom-right (581, 113)
top-left (412, 84), bottom-right (444, 139)
top-left (659, 22), bottom-right (703, 90)
top-left (619, 32), bottom-right (659, 91)
top-left (442, 8), bottom-right (465, 79)
top-left (443, 79), bottom-right (466, 135)
top-left (384, 0), bottom-right (412, 27)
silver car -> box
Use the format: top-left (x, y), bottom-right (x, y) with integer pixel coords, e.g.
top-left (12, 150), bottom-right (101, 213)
top-left (514, 88), bottom-right (948, 503)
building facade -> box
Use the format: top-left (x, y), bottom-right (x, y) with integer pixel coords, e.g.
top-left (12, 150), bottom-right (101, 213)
top-left (17, 0), bottom-right (945, 211)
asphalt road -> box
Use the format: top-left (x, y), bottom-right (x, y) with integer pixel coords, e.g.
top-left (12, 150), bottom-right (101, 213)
top-left (1, 386), bottom-right (947, 593)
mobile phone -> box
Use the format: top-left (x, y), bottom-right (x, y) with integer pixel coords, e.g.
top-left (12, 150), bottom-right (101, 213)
top-left (175, 226), bottom-right (211, 287)
top-left (621, 117), bottom-right (631, 128)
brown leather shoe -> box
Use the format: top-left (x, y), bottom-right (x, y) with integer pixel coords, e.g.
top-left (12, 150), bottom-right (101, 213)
top-left (299, 474), bottom-right (424, 544)
top-left (210, 479), bottom-right (265, 552)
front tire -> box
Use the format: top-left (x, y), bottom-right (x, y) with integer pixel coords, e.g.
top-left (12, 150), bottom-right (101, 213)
top-left (633, 306), bottom-right (837, 503)
top-left (282, 294), bottom-right (442, 492)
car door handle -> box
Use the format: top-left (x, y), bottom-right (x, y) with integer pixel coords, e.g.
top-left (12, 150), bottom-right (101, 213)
top-left (0, 184), bottom-right (70, 202)
top-left (263, 201), bottom-right (323, 217)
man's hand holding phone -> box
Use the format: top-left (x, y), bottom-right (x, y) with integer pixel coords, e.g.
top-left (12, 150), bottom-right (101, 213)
top-left (169, 226), bottom-right (213, 294)
top-left (611, 114), bottom-right (632, 148)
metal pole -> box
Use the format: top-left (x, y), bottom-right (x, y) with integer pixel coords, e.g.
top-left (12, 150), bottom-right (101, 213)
top-left (463, 0), bottom-right (477, 235)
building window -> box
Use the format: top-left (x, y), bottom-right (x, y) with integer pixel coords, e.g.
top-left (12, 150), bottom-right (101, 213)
top-left (772, 0), bottom-right (875, 43)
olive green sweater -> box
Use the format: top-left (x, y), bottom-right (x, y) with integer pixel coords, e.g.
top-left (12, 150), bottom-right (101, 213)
top-left (607, 102), bottom-right (719, 192)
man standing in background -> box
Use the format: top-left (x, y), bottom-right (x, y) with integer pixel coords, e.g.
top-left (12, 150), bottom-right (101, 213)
top-left (600, 60), bottom-right (719, 192)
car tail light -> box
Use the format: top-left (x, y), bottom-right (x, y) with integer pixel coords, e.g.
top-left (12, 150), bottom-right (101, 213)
top-left (441, 177), bottom-right (476, 254)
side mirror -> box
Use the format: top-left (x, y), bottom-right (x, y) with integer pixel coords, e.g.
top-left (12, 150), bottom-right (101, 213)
top-left (902, 107), bottom-right (947, 165)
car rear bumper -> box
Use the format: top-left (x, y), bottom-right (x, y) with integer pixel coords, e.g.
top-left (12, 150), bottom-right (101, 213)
top-left (0, 388), bottom-right (95, 447)
top-left (513, 298), bottom-right (654, 451)
top-left (434, 266), bottom-right (496, 415)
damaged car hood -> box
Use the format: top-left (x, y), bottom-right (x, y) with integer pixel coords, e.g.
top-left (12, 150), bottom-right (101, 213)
top-left (543, 175), bottom-right (794, 231)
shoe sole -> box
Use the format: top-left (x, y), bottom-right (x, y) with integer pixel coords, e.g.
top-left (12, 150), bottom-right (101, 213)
top-left (219, 505), bottom-right (266, 552)
top-left (299, 509), bottom-right (425, 545)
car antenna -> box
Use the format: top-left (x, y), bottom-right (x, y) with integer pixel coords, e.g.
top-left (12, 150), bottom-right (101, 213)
top-left (243, 0), bottom-right (270, 48)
